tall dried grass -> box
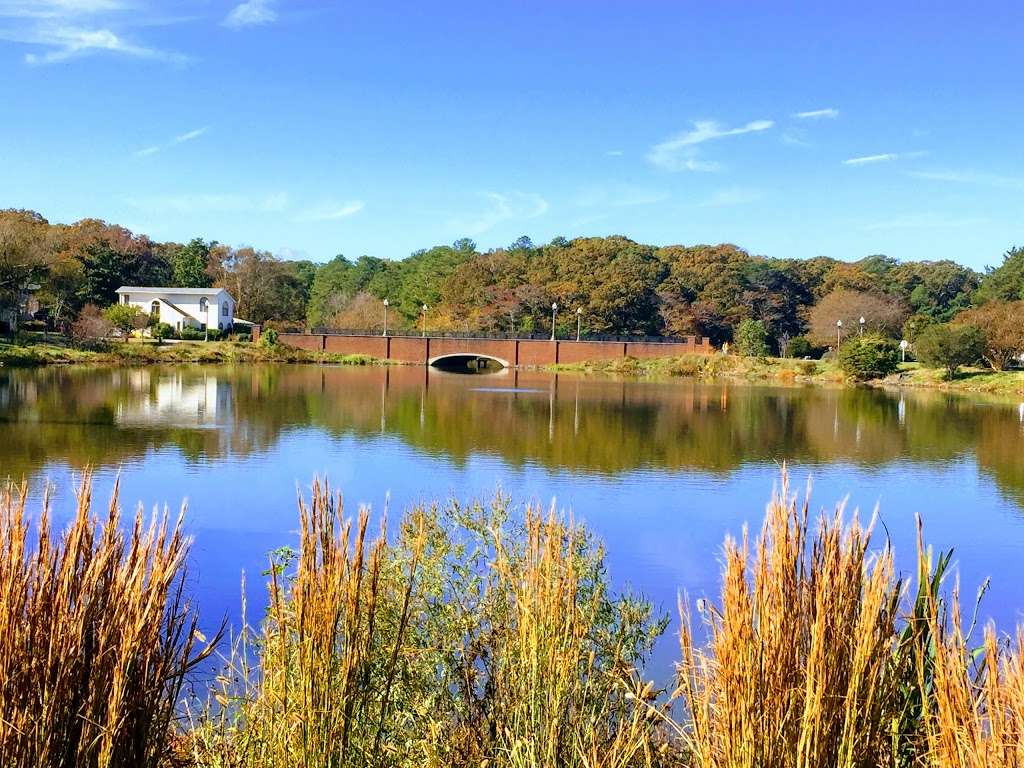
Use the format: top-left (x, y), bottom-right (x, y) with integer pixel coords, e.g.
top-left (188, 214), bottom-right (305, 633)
top-left (10, 470), bottom-right (1024, 768)
top-left (0, 474), bottom-right (214, 768)
top-left (674, 473), bottom-right (904, 767)
top-left (187, 485), bottom-right (665, 768)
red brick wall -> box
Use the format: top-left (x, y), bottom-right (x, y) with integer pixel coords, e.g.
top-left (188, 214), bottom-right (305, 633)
top-left (555, 341), bottom-right (626, 364)
top-left (516, 340), bottom-right (556, 366)
top-left (388, 336), bottom-right (428, 363)
top-left (324, 335), bottom-right (389, 356)
top-left (276, 333), bottom-right (714, 364)
top-left (279, 333), bottom-right (324, 351)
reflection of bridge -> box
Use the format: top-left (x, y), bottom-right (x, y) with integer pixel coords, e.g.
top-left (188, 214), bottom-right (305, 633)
top-left (256, 329), bottom-right (714, 367)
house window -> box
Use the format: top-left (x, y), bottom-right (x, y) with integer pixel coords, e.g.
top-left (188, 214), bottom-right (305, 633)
top-left (122, 294), bottom-right (130, 305)
top-left (199, 297), bottom-right (208, 313)
top-left (222, 303), bottom-right (229, 317)
top-left (151, 300), bottom-right (160, 319)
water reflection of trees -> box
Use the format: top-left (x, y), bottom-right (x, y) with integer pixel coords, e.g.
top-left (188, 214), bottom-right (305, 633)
top-left (1, 365), bottom-right (1021, 503)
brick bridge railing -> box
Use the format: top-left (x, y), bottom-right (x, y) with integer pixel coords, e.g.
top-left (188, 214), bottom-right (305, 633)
top-left (252, 327), bottom-right (714, 367)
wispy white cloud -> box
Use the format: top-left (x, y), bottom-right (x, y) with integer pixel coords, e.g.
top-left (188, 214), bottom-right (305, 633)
top-left (843, 151), bottom-right (926, 166)
top-left (125, 192), bottom-right (289, 214)
top-left (793, 108), bottom-right (839, 120)
top-left (700, 187), bottom-right (762, 207)
top-left (861, 212), bottom-right (987, 231)
top-left (0, 1), bottom-right (131, 19)
top-left (173, 126), bottom-right (208, 144)
top-left (843, 153), bottom-right (898, 166)
top-left (449, 192), bottom-right (549, 236)
top-left (908, 169), bottom-right (1024, 189)
top-left (648, 119), bottom-right (773, 172)
top-left (134, 126), bottom-right (209, 157)
top-left (0, 0), bottom-right (187, 64)
top-left (295, 201), bottom-right (366, 222)
top-left (224, 0), bottom-right (276, 28)
top-left (605, 149), bottom-right (624, 157)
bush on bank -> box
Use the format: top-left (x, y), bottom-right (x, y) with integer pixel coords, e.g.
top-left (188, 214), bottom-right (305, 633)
top-left (839, 333), bottom-right (900, 381)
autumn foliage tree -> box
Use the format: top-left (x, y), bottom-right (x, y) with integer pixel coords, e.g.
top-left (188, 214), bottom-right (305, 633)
top-left (806, 289), bottom-right (909, 347)
top-left (954, 301), bottom-right (1024, 370)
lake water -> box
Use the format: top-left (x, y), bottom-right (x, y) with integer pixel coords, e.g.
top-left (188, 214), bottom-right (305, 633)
top-left (2, 363), bottom-right (1023, 675)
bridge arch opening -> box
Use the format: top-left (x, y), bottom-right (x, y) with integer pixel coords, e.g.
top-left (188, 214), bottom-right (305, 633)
top-left (429, 353), bottom-right (509, 373)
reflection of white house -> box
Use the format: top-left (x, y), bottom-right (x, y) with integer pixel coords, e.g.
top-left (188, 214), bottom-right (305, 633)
top-left (115, 286), bottom-right (235, 332)
top-left (116, 371), bottom-right (231, 428)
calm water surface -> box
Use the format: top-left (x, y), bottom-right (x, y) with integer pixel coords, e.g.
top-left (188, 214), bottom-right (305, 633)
top-left (2, 364), bottom-right (1023, 673)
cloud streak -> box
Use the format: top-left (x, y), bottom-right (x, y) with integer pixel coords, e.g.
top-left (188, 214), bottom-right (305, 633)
top-left (843, 151), bottom-right (926, 166)
top-left (0, 1), bottom-right (187, 64)
top-left (793, 108), bottom-right (839, 119)
top-left (648, 119), bottom-right (773, 171)
top-left (134, 126), bottom-right (209, 157)
top-left (449, 192), bottom-right (548, 236)
top-left (295, 201), bottom-right (366, 222)
top-left (224, 0), bottom-right (277, 28)
top-left (908, 169), bottom-right (1024, 189)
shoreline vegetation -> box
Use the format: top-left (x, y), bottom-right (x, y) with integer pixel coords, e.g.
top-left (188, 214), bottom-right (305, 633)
top-left (551, 353), bottom-right (1024, 397)
top-left (3, 336), bottom-right (1022, 397)
top-left (4, 471), bottom-right (1024, 766)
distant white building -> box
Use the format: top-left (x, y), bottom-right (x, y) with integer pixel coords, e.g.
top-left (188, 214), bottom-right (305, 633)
top-left (116, 286), bottom-right (235, 333)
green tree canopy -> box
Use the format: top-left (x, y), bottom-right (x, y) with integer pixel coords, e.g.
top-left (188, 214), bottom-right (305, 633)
top-left (172, 238), bottom-right (212, 288)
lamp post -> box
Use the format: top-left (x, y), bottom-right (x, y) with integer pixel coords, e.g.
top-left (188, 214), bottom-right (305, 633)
top-left (836, 319), bottom-right (843, 348)
top-left (204, 300), bottom-right (210, 342)
top-left (421, 304), bottom-right (428, 337)
top-left (509, 310), bottom-right (516, 338)
top-left (550, 302), bottom-right (558, 341)
top-left (859, 316), bottom-right (866, 336)
top-left (576, 307), bottom-right (583, 341)
top-left (382, 298), bottom-right (389, 337)
top-left (900, 339), bottom-right (910, 363)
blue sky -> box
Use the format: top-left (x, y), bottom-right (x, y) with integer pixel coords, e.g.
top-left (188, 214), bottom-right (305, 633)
top-left (0, 1), bottom-right (1021, 269)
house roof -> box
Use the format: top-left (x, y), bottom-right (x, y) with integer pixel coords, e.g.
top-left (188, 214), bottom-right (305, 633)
top-left (116, 286), bottom-right (233, 300)
top-left (116, 286), bottom-right (234, 303)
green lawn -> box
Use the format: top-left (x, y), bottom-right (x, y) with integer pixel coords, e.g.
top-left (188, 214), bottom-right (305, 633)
top-left (0, 335), bottom-right (383, 367)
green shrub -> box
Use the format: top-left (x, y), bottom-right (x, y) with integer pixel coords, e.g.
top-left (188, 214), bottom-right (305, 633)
top-left (179, 327), bottom-right (204, 341)
top-left (797, 360), bottom-right (818, 376)
top-left (734, 319), bottom-right (770, 357)
top-left (205, 328), bottom-right (223, 342)
top-left (786, 335), bottom-right (812, 359)
top-left (152, 323), bottom-right (175, 344)
top-left (259, 328), bottom-right (280, 347)
top-left (914, 323), bottom-right (986, 380)
top-left (838, 333), bottom-right (899, 381)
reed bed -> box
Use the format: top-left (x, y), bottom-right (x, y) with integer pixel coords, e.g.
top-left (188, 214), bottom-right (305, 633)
top-left (187, 484), bottom-right (664, 768)
top-left (8, 471), bottom-right (1024, 767)
top-left (0, 474), bottom-right (214, 768)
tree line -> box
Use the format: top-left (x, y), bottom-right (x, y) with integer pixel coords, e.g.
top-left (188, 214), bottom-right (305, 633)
top-left (2, 208), bottom-right (1022, 357)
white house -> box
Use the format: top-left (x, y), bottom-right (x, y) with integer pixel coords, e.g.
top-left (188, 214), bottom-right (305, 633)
top-left (115, 286), bottom-right (235, 333)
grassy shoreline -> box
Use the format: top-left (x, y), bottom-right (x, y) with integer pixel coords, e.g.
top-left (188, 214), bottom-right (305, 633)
top-left (5, 338), bottom-right (1023, 398)
top-left (0, 337), bottom-right (383, 367)
top-left (551, 352), bottom-right (1024, 397)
